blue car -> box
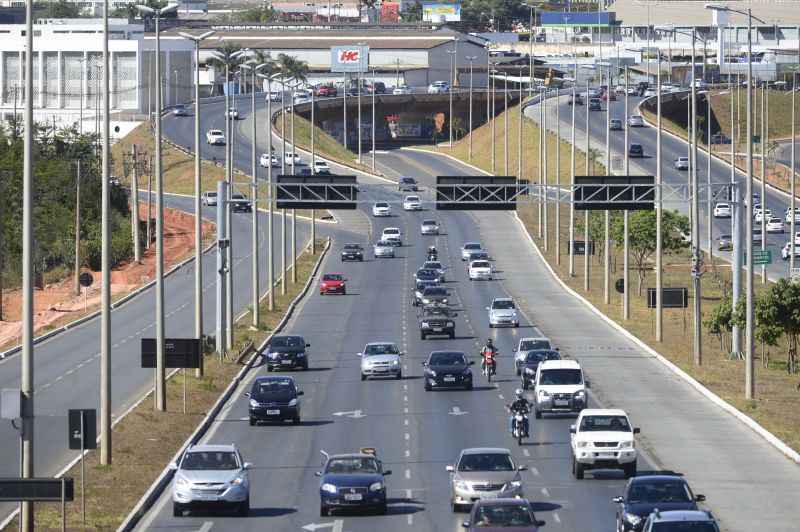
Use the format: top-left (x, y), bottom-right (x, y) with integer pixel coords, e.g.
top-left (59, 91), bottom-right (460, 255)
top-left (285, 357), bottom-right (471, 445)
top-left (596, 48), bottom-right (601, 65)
top-left (317, 448), bottom-right (392, 516)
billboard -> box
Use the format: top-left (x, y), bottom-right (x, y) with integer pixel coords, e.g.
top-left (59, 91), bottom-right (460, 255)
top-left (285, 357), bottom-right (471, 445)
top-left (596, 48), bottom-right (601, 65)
top-left (422, 2), bottom-right (461, 22)
top-left (381, 1), bottom-right (400, 23)
top-left (540, 11), bottom-right (615, 27)
top-left (330, 45), bottom-right (369, 73)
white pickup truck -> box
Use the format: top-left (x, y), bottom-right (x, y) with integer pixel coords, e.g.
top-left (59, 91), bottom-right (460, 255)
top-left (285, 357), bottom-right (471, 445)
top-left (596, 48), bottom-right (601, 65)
top-left (570, 408), bottom-right (640, 479)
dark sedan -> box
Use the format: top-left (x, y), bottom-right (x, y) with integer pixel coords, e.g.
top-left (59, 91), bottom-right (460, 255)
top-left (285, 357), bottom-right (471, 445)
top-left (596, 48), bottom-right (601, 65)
top-left (629, 143), bottom-right (644, 158)
top-left (231, 193), bottom-right (252, 212)
top-left (462, 499), bottom-right (546, 531)
top-left (519, 350), bottom-right (561, 390)
top-left (265, 335), bottom-right (310, 371)
top-left (341, 243), bottom-right (364, 262)
top-left (614, 475), bottom-right (706, 532)
top-left (245, 376), bottom-right (303, 425)
top-left (423, 351), bottom-right (474, 390)
top-left (317, 450), bottom-right (392, 516)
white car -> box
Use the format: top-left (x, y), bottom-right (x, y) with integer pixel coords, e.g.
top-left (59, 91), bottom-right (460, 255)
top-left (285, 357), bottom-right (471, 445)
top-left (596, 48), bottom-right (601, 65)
top-left (201, 191), bottom-right (218, 206)
top-left (359, 342), bottom-right (402, 380)
top-left (514, 337), bottom-right (554, 374)
top-left (284, 152), bottom-right (301, 165)
top-left (782, 242), bottom-right (800, 260)
top-left (643, 88), bottom-right (657, 97)
top-left (381, 227), bottom-right (402, 245)
top-left (766, 217), bottom-right (784, 233)
top-left (614, 85), bottom-right (626, 95)
top-left (713, 202), bottom-right (731, 218)
top-left (266, 90), bottom-right (281, 102)
top-left (372, 202), bottom-right (391, 217)
top-left (427, 81), bottom-right (449, 94)
top-left (228, 107), bottom-right (239, 120)
top-left (313, 160), bottom-right (331, 174)
top-left (487, 297), bottom-right (519, 328)
top-left (673, 157), bottom-right (690, 170)
top-left (754, 208), bottom-right (772, 223)
top-left (420, 219), bottom-right (440, 235)
top-left (259, 153), bottom-right (279, 168)
top-left (533, 359), bottom-right (587, 418)
top-left (403, 195), bottom-right (422, 211)
top-left (171, 444), bottom-right (251, 516)
top-left (393, 85), bottom-right (411, 95)
top-left (461, 242), bottom-right (483, 261)
top-left (786, 208), bottom-right (800, 224)
top-left (570, 409), bottom-right (639, 479)
top-left (794, 231), bottom-right (800, 246)
top-left (293, 90), bottom-right (311, 105)
top-left (374, 240), bottom-right (395, 258)
top-left (627, 115), bottom-right (645, 127)
top-left (206, 129), bottom-right (225, 145)
top-left (468, 259), bottom-right (492, 280)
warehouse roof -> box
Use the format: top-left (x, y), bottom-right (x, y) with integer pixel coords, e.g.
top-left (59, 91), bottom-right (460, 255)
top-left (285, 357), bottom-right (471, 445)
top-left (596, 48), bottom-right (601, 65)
top-left (610, 0), bottom-right (800, 26)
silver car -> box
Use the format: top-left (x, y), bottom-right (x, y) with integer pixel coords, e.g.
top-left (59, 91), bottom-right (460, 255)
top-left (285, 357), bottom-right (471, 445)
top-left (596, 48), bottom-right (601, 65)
top-left (421, 219), bottom-right (440, 235)
top-left (447, 448), bottom-right (526, 511)
top-left (487, 297), bottom-right (519, 328)
top-left (374, 240), bottom-right (395, 258)
top-left (171, 444), bottom-right (251, 516)
top-left (422, 260), bottom-right (446, 282)
top-left (461, 242), bottom-right (483, 261)
top-left (359, 342), bottom-right (402, 380)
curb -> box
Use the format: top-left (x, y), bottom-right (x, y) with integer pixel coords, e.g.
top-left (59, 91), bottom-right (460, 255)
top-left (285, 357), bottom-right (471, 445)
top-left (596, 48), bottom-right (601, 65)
top-left (511, 212), bottom-right (800, 465)
top-left (116, 237), bottom-right (331, 532)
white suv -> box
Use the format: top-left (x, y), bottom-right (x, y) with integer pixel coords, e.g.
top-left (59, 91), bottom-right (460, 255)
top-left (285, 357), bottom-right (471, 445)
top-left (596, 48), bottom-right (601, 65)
top-left (486, 297), bottom-right (519, 328)
top-left (403, 195), bottom-right (422, 211)
top-left (171, 444), bottom-right (251, 516)
top-left (533, 359), bottom-right (588, 418)
top-left (569, 408), bottom-right (639, 479)
top-left (381, 227), bottom-right (402, 245)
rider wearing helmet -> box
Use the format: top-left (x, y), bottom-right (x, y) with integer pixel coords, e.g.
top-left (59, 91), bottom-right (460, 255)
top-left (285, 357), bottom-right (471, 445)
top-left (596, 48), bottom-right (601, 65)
top-left (480, 338), bottom-right (497, 373)
top-left (427, 246), bottom-right (438, 260)
top-left (508, 388), bottom-right (531, 436)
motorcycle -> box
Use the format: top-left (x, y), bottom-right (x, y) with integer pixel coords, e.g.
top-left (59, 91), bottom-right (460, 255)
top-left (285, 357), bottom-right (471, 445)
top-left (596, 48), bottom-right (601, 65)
top-left (427, 251), bottom-right (438, 261)
top-left (480, 349), bottom-right (497, 383)
top-left (507, 405), bottom-right (530, 446)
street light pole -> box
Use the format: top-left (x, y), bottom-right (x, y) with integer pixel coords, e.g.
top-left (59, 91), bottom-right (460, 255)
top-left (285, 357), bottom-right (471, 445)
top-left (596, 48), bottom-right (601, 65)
top-left (791, 72), bottom-right (797, 274)
top-left (690, 27), bottom-right (703, 366)
top-left (542, 86), bottom-right (548, 252)
top-left (625, 66), bottom-right (632, 321)
top-left (467, 56), bottom-right (476, 160)
top-left (585, 78), bottom-right (591, 292)
top-left (760, 82), bottom-right (767, 284)
top-left (569, 54), bottom-right (577, 277)
top-left (604, 61), bottom-right (611, 305)
top-left (311, 82), bottom-right (317, 252)
top-left (655, 63), bottom-right (663, 338)
top-left (504, 72), bottom-right (509, 174)
top-left (371, 68), bottom-right (376, 172)
top-left (555, 79), bottom-right (561, 266)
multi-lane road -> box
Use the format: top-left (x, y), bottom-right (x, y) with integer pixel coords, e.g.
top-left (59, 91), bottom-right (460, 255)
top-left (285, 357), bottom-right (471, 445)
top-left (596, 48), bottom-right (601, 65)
top-left (130, 95), bottom-right (800, 531)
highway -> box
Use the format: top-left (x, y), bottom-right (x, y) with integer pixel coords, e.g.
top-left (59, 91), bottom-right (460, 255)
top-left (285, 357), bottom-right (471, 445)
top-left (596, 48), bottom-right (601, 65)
top-left (132, 95), bottom-right (800, 531)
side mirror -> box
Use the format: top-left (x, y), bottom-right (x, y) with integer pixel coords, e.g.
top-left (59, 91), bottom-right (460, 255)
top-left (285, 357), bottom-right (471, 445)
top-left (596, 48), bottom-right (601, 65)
top-left (517, 465), bottom-right (528, 471)
top-left (462, 522), bottom-right (471, 529)
top-left (383, 470), bottom-right (392, 476)
top-left (612, 496), bottom-right (624, 504)
top-left (422, 361), bottom-right (428, 366)
top-left (297, 390), bottom-right (305, 396)
top-left (314, 471), bottom-right (322, 477)
top-left (445, 465), bottom-right (455, 472)
top-left (357, 353), bottom-right (363, 357)
top-left (243, 462), bottom-right (252, 470)
top-left (569, 425), bottom-right (576, 434)
top-left (633, 427), bottom-right (640, 434)
top-left (695, 494), bottom-right (706, 502)
top-left (485, 306), bottom-right (491, 311)
top-left (243, 392), bottom-right (251, 398)
top-left (306, 343), bottom-right (311, 347)
top-left (168, 462), bottom-right (178, 471)
top-left (469, 361), bottom-right (475, 366)
top-left (535, 520), bottom-right (546, 527)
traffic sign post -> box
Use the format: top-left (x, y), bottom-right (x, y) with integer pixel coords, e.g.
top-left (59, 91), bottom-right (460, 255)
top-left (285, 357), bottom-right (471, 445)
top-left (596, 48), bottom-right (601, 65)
top-left (78, 272), bottom-right (92, 311)
top-left (0, 477), bottom-right (74, 531)
top-left (68, 409), bottom-right (95, 524)
top-left (751, 250), bottom-right (772, 265)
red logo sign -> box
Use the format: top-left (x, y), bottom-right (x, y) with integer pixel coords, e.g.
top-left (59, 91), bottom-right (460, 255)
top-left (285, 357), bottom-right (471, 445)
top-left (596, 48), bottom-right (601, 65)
top-left (338, 50), bottom-right (361, 63)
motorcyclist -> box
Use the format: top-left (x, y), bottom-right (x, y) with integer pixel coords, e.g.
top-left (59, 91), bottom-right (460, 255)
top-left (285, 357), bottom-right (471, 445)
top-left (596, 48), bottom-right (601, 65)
top-left (427, 246), bottom-right (438, 260)
top-left (480, 338), bottom-right (497, 374)
top-left (507, 389), bottom-right (531, 437)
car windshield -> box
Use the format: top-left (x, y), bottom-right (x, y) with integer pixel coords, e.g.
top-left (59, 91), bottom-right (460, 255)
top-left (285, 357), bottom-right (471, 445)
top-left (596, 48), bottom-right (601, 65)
top-left (428, 352), bottom-right (465, 366)
top-left (471, 504), bottom-right (534, 527)
top-left (365, 343), bottom-right (399, 356)
top-left (181, 451), bottom-right (239, 471)
top-left (627, 480), bottom-right (693, 503)
top-left (422, 220), bottom-right (437, 226)
top-left (719, 235), bottom-right (732, 240)
top-left (406, 196), bottom-right (420, 201)
top-left (232, 194), bottom-right (246, 200)
top-left (416, 270), bottom-right (438, 280)
top-left (492, 300), bottom-right (515, 310)
top-left (458, 453), bottom-right (514, 472)
top-left (470, 252), bottom-right (489, 260)
top-left (270, 336), bottom-right (305, 349)
top-left (651, 523), bottom-right (718, 532)
top-left (525, 350), bottom-right (559, 363)
top-left (423, 287), bottom-right (447, 296)
top-left (520, 339), bottom-right (551, 350)
top-left (322, 274), bottom-right (343, 281)
top-left (325, 457), bottom-right (380, 474)
top-left (769, 218), bottom-right (781, 223)
top-left (579, 415), bottom-right (631, 432)
top-left (464, 243), bottom-right (482, 251)
top-left (206, 192), bottom-right (217, 198)
top-left (631, 144), bottom-right (642, 150)
top-left (209, 130), bottom-right (222, 135)
top-left (384, 229), bottom-right (400, 235)
top-left (471, 261), bottom-right (490, 269)
top-left (424, 262), bottom-right (442, 270)
top-left (252, 378), bottom-right (296, 400)
top-left (344, 244), bottom-right (361, 250)
top-left (401, 178), bottom-right (415, 183)
top-left (375, 202), bottom-right (389, 208)
top-left (539, 368), bottom-right (582, 385)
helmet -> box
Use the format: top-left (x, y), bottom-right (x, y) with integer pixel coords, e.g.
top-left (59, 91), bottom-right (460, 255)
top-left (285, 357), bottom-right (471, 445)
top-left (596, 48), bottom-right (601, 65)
top-left (428, 246), bottom-right (436, 252)
top-left (515, 389), bottom-right (524, 399)
top-left (486, 338), bottom-right (493, 346)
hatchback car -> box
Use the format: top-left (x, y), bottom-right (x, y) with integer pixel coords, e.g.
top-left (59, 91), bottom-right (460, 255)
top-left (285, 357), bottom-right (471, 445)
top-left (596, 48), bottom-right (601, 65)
top-left (284, 152), bottom-right (301, 165)
top-left (381, 227), bottom-right (402, 245)
top-left (265, 335), bottom-right (311, 371)
top-left (423, 350), bottom-right (472, 389)
top-left (514, 337), bottom-right (555, 374)
top-left (399, 177), bottom-right (418, 191)
top-left (171, 444), bottom-right (251, 517)
top-left (359, 342), bottom-right (402, 380)
top-left (393, 85), bottom-right (412, 95)
top-left (469, 260), bottom-right (493, 281)
top-left (717, 234), bottom-right (733, 251)
top-left (206, 129), bottom-right (225, 145)
top-left (246, 375), bottom-right (304, 424)
top-left (462, 499), bottom-right (545, 530)
top-left (373, 240), bottom-right (395, 258)
top-left (609, 118), bottom-right (623, 130)
top-left (533, 359), bottom-right (588, 417)
top-left (519, 350), bottom-right (561, 389)
top-left (313, 160), bottom-right (331, 174)
top-left (782, 242), bottom-right (800, 260)
top-left (230, 193), bottom-right (252, 213)
top-left (317, 449), bottom-right (392, 516)
top-left (674, 157), bottom-right (690, 170)
top-left (428, 81), bottom-right (450, 94)
top-left (420, 286), bottom-right (449, 306)
top-left (421, 219), bottom-right (440, 235)
top-left (372, 201), bottom-right (391, 217)
top-left (461, 242), bottom-right (483, 261)
top-left (201, 191), bottom-right (218, 206)
top-left (568, 93), bottom-right (584, 105)
top-left (259, 152), bottom-right (279, 167)
top-left (319, 273), bottom-right (347, 295)
top-left (786, 208), bottom-right (800, 224)
top-left (589, 98), bottom-right (602, 111)
top-left (629, 144), bottom-right (644, 158)
top-left (487, 297), bottom-right (519, 328)
top-left (227, 107), bottom-right (239, 120)
top-left (713, 202), bottom-right (731, 218)
top-left (403, 195), bottom-right (422, 211)
top-left (628, 115), bottom-right (645, 127)
top-left (613, 475), bottom-right (705, 531)
top-left (766, 216), bottom-right (784, 233)
top-left (172, 104), bottom-right (189, 116)
top-left (340, 243), bottom-right (364, 262)
top-left (447, 448), bottom-right (526, 511)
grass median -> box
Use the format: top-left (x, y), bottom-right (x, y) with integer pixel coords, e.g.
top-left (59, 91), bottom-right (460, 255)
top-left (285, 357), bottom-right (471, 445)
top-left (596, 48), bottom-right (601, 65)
top-left (8, 238), bottom-right (327, 531)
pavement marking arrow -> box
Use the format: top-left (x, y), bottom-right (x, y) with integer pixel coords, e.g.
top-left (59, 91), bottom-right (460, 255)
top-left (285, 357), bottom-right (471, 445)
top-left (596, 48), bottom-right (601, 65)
top-left (331, 410), bottom-right (365, 418)
top-left (194, 522), bottom-right (213, 532)
top-left (302, 520), bottom-right (343, 531)
top-left (449, 406), bottom-right (468, 416)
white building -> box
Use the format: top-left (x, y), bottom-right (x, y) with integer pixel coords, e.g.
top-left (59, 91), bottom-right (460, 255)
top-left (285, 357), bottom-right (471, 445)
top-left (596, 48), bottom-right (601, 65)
top-left (0, 18), bottom-right (193, 130)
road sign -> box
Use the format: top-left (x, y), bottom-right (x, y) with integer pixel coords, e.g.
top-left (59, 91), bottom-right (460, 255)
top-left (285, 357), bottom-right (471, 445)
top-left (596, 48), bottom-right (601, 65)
top-left (647, 287), bottom-right (688, 309)
top-left (615, 278), bottom-right (625, 294)
top-left (78, 272), bottom-right (93, 288)
top-left (0, 389), bottom-right (20, 420)
top-left (568, 240), bottom-right (595, 256)
top-left (276, 175), bottom-right (358, 210)
top-left (141, 338), bottom-right (202, 369)
top-left (435, 176), bottom-right (521, 210)
top-left (574, 176), bottom-right (655, 211)
top-left (752, 250), bottom-right (772, 265)
top-left (0, 478), bottom-right (74, 502)
top-left (68, 409), bottom-right (96, 451)
top-left (330, 45), bottom-right (369, 73)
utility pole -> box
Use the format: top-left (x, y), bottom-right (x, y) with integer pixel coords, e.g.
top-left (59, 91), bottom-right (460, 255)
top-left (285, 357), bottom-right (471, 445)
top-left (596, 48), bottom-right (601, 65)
top-left (215, 180), bottom-right (228, 360)
top-left (604, 62), bottom-right (611, 305)
top-left (131, 146), bottom-right (141, 263)
top-left (584, 78), bottom-right (591, 292)
top-left (371, 69), bottom-right (376, 172)
top-left (491, 62), bottom-right (496, 173)
top-left (467, 56), bottom-right (475, 161)
top-left (542, 86), bottom-right (548, 252)
top-left (311, 82), bottom-right (317, 252)
top-left (760, 83), bottom-right (767, 284)
top-left (745, 8), bottom-right (756, 399)
top-left (555, 81), bottom-right (561, 266)
top-left (357, 71), bottom-right (363, 162)
top-left (290, 83), bottom-right (297, 285)
top-left (569, 54), bottom-right (576, 277)
top-left (731, 71), bottom-right (742, 357)
top-left (74, 160), bottom-right (82, 296)
top-left (503, 72), bottom-right (509, 174)
top-left (690, 27), bottom-right (702, 366)
top-left (791, 72), bottom-right (797, 274)
top-left (655, 64), bottom-right (662, 338)
top-left (624, 65), bottom-right (631, 321)
top-left (100, 0), bottom-right (112, 464)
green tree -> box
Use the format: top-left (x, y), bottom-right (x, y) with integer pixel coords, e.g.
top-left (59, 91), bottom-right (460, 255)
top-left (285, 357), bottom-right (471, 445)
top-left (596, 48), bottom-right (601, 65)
top-left (609, 210), bottom-right (689, 296)
top-left (206, 43), bottom-right (244, 96)
top-left (400, 1), bottom-right (422, 22)
top-left (705, 295), bottom-right (734, 351)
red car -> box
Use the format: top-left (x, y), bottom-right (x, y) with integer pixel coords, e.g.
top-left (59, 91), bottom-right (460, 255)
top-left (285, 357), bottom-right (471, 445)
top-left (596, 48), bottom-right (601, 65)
top-left (320, 273), bottom-right (347, 295)
top-left (316, 85), bottom-right (338, 98)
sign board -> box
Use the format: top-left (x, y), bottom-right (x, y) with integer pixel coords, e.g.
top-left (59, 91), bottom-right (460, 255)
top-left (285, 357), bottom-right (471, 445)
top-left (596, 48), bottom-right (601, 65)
top-left (78, 272), bottom-right (93, 288)
top-left (422, 2), bottom-right (461, 22)
top-left (380, 1), bottom-right (400, 22)
top-left (0, 478), bottom-right (74, 502)
top-left (330, 45), bottom-right (369, 73)
top-left (575, 176), bottom-right (655, 211)
top-left (647, 287), bottom-right (689, 309)
top-left (276, 175), bottom-right (358, 210)
top-left (615, 278), bottom-right (625, 294)
top-left (435, 176), bottom-right (521, 210)
top-left (68, 409), bottom-right (96, 451)
top-left (752, 249), bottom-right (772, 265)
top-left (568, 240), bottom-right (595, 256)
top-left (0, 389), bottom-right (20, 420)
top-left (141, 338), bottom-right (202, 369)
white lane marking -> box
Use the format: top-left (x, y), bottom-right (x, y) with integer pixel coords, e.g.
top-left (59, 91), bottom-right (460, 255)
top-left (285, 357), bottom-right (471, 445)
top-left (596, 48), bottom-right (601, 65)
top-left (405, 469), bottom-right (411, 479)
top-left (498, 394), bottom-right (504, 400)
top-left (408, 514), bottom-right (413, 526)
top-left (195, 522), bottom-right (213, 532)
top-left (554, 513), bottom-right (561, 524)
top-left (403, 395), bottom-right (408, 402)
top-left (404, 419), bottom-right (409, 426)
top-left (541, 487), bottom-right (550, 497)
top-left (405, 449), bottom-right (410, 458)
top-left (403, 407), bottom-right (409, 414)
top-left (531, 466), bottom-right (540, 476)
top-left (404, 433), bottom-right (410, 441)
top-left (523, 449), bottom-right (530, 457)
top-left (403, 383), bottom-right (408, 391)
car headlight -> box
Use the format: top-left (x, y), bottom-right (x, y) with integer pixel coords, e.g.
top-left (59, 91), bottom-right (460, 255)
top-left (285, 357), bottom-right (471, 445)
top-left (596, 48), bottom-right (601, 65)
top-left (507, 480), bottom-right (522, 489)
top-left (427, 370), bottom-right (437, 377)
top-left (574, 390), bottom-right (586, 399)
top-left (231, 475), bottom-right (245, 486)
top-left (249, 399), bottom-right (260, 408)
top-left (421, 321), bottom-right (430, 327)
top-left (624, 513), bottom-right (642, 526)
top-left (422, 298), bottom-right (431, 304)
top-left (369, 481), bottom-right (384, 492)
top-left (296, 352), bottom-right (305, 357)
top-left (446, 321), bottom-right (454, 327)
top-left (462, 367), bottom-right (472, 376)
top-left (576, 441), bottom-right (589, 448)
top-left (454, 481), bottom-right (469, 491)
top-left (269, 352), bottom-right (279, 359)
top-left (321, 483), bottom-right (337, 494)
top-left (392, 359), bottom-right (399, 365)
top-left (175, 475), bottom-right (189, 487)
top-left (288, 398), bottom-right (298, 407)
top-left (525, 367), bottom-right (535, 374)
top-left (620, 440), bottom-right (634, 449)
top-left (538, 390), bottom-right (550, 397)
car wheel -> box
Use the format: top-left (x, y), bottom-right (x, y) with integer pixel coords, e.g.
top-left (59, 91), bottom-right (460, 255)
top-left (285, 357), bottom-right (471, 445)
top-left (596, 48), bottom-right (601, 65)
top-left (342, 288), bottom-right (346, 295)
top-left (238, 497), bottom-right (250, 516)
top-left (515, 363), bottom-right (521, 376)
top-left (465, 382), bottom-right (473, 391)
top-left (396, 372), bottom-right (402, 380)
top-left (266, 365), bottom-right (273, 372)
top-left (420, 332), bottom-right (426, 340)
top-left (573, 457), bottom-right (585, 480)
top-left (320, 504), bottom-right (329, 517)
top-left (452, 501), bottom-right (462, 513)
top-left (424, 383), bottom-right (432, 391)
top-left (489, 323), bottom-right (494, 328)
top-left (302, 361), bottom-right (309, 370)
top-left (376, 502), bottom-right (388, 515)
top-left (172, 502), bottom-right (183, 517)
top-left (449, 333), bottom-right (455, 339)
top-left (534, 408), bottom-right (542, 419)
top-left (624, 461), bottom-right (637, 478)
top-left (293, 416), bottom-right (301, 425)
top-left (361, 373), bottom-right (367, 381)
top-left (249, 417), bottom-right (256, 426)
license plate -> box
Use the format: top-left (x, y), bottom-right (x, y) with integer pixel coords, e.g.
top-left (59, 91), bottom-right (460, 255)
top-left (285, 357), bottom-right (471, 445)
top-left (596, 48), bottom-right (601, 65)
top-left (344, 493), bottom-right (363, 501)
top-left (433, 327), bottom-right (443, 332)
top-left (478, 492), bottom-right (498, 500)
top-left (281, 360), bottom-right (293, 365)
top-left (444, 376), bottom-right (456, 382)
top-left (555, 400), bottom-right (569, 407)
top-left (599, 452), bottom-right (615, 458)
top-left (266, 409), bottom-right (280, 415)
top-left (195, 493), bottom-right (217, 501)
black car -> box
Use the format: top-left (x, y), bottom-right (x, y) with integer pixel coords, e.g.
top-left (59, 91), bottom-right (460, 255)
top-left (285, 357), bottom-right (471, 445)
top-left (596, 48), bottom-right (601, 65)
top-left (399, 177), bottom-right (418, 192)
top-left (372, 81), bottom-right (386, 94)
top-left (589, 98), bottom-right (602, 111)
top-left (423, 351), bottom-right (474, 390)
top-left (568, 94), bottom-right (584, 106)
top-left (519, 350), bottom-right (561, 389)
top-left (418, 304), bottom-right (456, 340)
top-left (341, 243), bottom-right (364, 262)
top-left (613, 475), bottom-right (706, 532)
top-left (318, 449), bottom-right (391, 516)
top-left (231, 193), bottom-right (252, 212)
top-left (629, 144), bottom-right (644, 158)
top-left (245, 376), bottom-right (304, 425)
top-left (463, 498), bottom-right (546, 531)
top-left (420, 286), bottom-right (449, 306)
top-left (413, 276), bottom-right (440, 306)
top-left (265, 335), bottom-right (310, 371)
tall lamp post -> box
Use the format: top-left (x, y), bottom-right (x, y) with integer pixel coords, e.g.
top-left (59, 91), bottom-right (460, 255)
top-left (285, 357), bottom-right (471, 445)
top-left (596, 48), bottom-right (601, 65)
top-left (467, 55), bottom-right (477, 161)
top-left (136, 1), bottom-right (179, 414)
top-left (178, 29), bottom-right (215, 378)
